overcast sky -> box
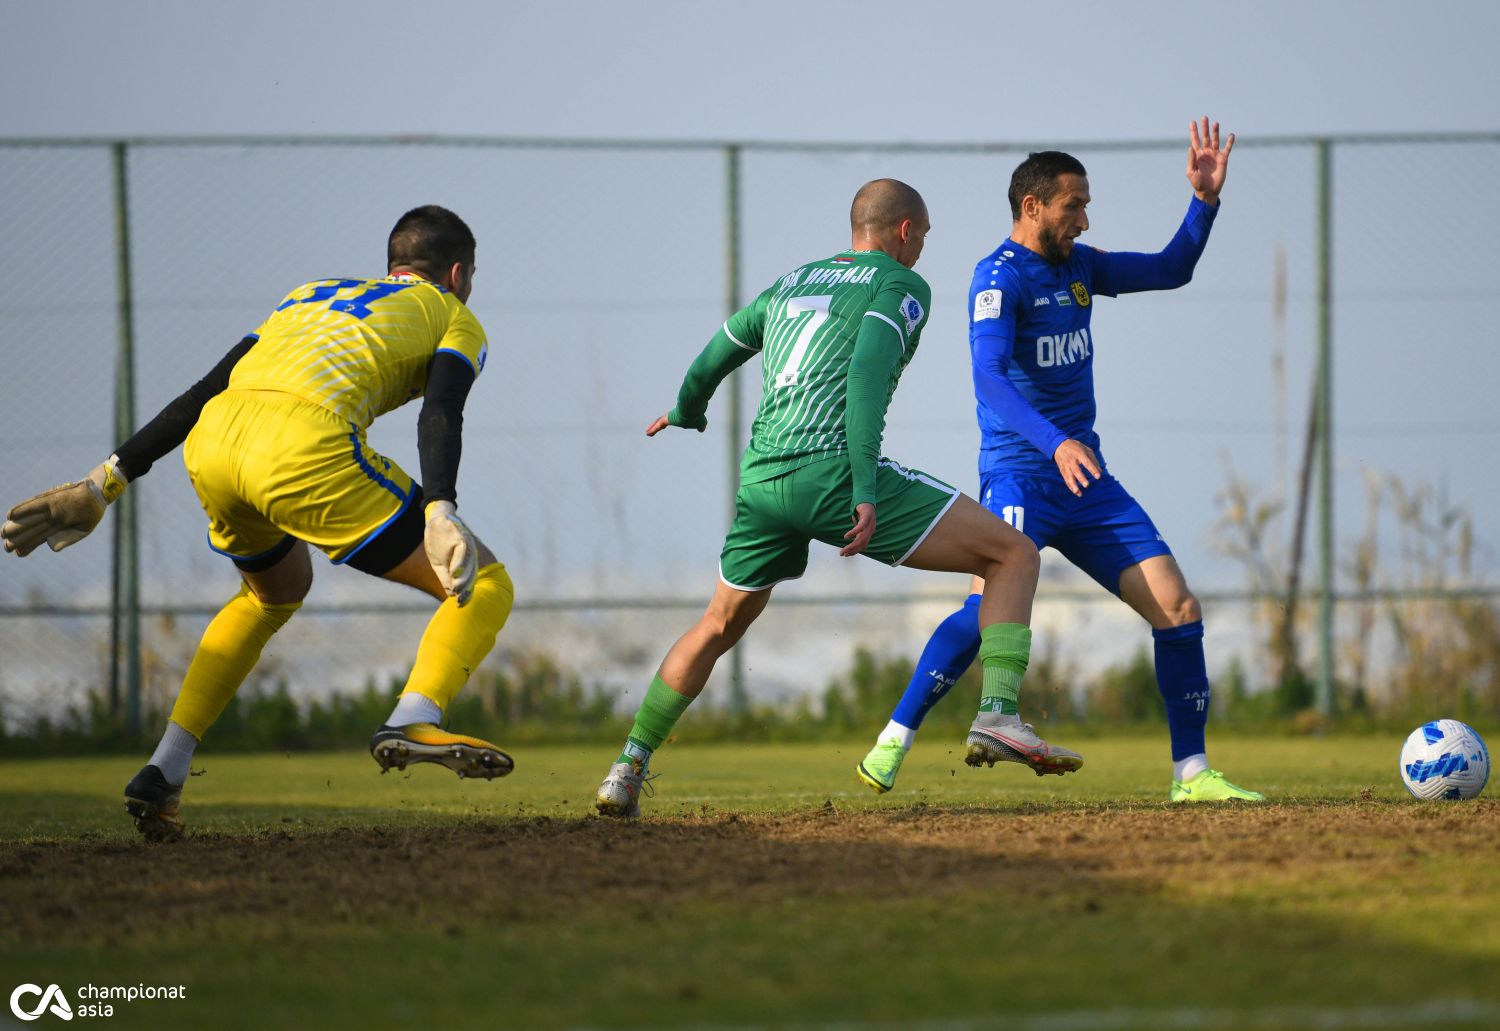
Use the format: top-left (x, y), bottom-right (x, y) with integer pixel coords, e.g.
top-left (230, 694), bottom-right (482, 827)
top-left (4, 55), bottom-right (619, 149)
top-left (4, 1), bottom-right (1495, 143)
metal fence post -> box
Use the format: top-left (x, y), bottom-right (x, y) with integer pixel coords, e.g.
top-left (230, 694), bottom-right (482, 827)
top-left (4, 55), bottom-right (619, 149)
top-left (1315, 138), bottom-right (1335, 716)
top-left (723, 144), bottom-right (748, 713)
top-left (110, 141), bottom-right (142, 735)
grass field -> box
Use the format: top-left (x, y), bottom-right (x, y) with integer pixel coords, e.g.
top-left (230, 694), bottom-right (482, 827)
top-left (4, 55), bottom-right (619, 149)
top-left (2, 735), bottom-right (1497, 1030)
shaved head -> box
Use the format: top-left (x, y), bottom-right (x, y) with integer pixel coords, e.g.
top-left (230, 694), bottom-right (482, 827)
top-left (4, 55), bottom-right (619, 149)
top-left (850, 178), bottom-right (927, 233)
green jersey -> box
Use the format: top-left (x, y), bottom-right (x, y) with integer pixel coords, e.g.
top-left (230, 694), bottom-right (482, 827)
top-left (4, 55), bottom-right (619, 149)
top-left (669, 249), bottom-right (931, 507)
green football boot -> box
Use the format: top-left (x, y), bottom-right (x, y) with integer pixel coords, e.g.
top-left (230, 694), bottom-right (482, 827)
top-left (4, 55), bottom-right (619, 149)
top-left (1170, 769), bottom-right (1265, 802)
top-left (856, 737), bottom-right (908, 794)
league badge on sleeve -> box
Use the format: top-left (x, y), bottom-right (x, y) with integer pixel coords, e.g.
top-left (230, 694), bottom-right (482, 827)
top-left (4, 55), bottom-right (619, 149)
top-left (973, 289), bottom-right (1002, 321)
top-left (901, 294), bottom-right (926, 334)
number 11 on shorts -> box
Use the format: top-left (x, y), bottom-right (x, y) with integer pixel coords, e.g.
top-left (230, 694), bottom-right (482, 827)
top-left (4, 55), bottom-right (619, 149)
top-left (1001, 505), bottom-right (1024, 533)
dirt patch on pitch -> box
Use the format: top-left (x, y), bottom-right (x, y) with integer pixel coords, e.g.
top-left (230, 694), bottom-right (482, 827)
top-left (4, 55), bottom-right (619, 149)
top-left (3, 801), bottom-right (1495, 944)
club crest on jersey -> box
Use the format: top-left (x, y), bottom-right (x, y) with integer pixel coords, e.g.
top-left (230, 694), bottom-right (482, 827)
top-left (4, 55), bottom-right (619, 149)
top-left (973, 290), bottom-right (1002, 321)
top-left (1070, 281), bottom-right (1091, 307)
top-left (901, 294), bottom-right (925, 333)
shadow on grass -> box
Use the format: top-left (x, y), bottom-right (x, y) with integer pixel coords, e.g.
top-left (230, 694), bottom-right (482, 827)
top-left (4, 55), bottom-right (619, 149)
top-left (1, 803), bottom-right (1497, 1029)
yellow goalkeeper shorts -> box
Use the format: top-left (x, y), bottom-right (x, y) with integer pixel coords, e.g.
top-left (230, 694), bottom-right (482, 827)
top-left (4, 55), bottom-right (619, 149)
top-left (183, 389), bottom-right (417, 565)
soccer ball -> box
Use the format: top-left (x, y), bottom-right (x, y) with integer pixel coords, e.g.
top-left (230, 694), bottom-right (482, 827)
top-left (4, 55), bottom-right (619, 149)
top-left (1398, 719), bottom-right (1490, 800)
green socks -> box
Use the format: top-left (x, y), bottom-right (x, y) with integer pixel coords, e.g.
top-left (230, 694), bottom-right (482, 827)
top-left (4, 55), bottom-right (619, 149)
top-left (978, 623), bottom-right (1031, 715)
top-left (616, 674), bottom-right (694, 765)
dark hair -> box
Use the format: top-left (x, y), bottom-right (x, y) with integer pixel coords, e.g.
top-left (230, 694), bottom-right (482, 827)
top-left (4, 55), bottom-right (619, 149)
top-left (1007, 151), bottom-right (1087, 221)
top-left (387, 205), bottom-right (476, 277)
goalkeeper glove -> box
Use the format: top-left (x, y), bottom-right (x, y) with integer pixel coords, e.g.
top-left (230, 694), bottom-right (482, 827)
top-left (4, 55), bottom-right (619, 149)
top-left (2, 457), bottom-right (129, 557)
top-left (423, 499), bottom-right (478, 606)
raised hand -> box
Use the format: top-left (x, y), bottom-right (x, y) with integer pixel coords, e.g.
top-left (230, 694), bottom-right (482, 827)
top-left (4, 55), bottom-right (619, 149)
top-left (1186, 116), bottom-right (1234, 204)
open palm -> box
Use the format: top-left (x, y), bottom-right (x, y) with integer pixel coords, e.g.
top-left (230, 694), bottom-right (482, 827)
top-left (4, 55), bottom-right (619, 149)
top-left (1186, 116), bottom-right (1234, 201)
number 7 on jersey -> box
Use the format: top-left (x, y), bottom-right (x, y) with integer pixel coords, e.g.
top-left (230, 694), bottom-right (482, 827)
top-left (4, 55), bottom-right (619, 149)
top-left (772, 295), bottom-right (833, 389)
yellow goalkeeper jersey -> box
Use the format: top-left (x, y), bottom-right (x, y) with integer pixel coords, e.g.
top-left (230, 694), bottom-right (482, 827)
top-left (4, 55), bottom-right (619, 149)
top-left (228, 272), bottom-right (488, 429)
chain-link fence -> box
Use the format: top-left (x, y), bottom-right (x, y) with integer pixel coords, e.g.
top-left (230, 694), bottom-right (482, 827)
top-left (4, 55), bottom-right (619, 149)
top-left (2, 133), bottom-right (1498, 731)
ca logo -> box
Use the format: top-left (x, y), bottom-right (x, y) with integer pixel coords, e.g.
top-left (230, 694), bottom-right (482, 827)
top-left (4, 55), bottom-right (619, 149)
top-left (9, 983), bottom-right (73, 1021)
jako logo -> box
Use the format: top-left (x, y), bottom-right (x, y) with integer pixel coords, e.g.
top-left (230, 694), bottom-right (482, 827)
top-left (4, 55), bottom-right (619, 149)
top-left (10, 983), bottom-right (73, 1021)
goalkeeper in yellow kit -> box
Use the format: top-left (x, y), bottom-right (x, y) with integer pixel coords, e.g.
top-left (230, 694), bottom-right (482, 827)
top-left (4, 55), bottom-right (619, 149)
top-left (1, 205), bottom-right (516, 842)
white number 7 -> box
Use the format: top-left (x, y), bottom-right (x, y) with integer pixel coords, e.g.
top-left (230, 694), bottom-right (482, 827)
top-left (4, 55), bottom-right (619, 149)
top-left (774, 295), bottom-right (833, 389)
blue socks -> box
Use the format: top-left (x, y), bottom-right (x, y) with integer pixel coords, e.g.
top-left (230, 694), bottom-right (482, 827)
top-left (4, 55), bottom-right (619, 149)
top-left (890, 598), bottom-right (1213, 771)
top-left (891, 593), bottom-right (982, 729)
top-left (1153, 620), bottom-right (1210, 761)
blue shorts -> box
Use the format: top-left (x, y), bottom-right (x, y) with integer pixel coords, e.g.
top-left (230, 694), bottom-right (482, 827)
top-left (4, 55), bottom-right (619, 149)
top-left (978, 468), bottom-right (1172, 596)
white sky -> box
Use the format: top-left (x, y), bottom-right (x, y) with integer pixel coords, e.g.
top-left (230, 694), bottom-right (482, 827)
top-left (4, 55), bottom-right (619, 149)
top-left (4, 1), bottom-right (1495, 142)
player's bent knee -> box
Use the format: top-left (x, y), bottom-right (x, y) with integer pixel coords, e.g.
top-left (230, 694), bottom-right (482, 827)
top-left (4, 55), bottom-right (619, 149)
top-left (242, 540), bottom-right (314, 606)
top-left (984, 531), bottom-right (1040, 577)
top-left (238, 584), bottom-right (303, 627)
top-left (697, 602), bottom-right (760, 653)
top-left (470, 563), bottom-right (515, 631)
top-left (1173, 592), bottom-right (1202, 626)
top-left (696, 611), bottom-right (739, 650)
top-left (246, 571), bottom-right (312, 607)
top-left (1012, 538), bottom-right (1041, 573)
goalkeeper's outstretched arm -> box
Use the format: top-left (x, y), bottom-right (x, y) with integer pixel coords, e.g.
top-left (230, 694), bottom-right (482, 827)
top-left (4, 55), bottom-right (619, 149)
top-left (1, 336), bottom-right (255, 556)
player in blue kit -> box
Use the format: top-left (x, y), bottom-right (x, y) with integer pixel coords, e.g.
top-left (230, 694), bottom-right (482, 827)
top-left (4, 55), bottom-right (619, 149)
top-left (856, 118), bottom-right (1264, 802)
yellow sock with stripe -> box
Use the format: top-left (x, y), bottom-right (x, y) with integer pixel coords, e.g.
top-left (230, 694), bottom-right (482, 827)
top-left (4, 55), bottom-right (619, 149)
top-left (168, 584), bottom-right (302, 738)
top-left (399, 562), bottom-right (514, 712)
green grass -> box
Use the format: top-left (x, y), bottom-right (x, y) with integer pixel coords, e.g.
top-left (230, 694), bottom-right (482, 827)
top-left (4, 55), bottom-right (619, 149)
top-left (2, 736), bottom-right (1497, 1031)
top-left (0, 734), bottom-right (1412, 839)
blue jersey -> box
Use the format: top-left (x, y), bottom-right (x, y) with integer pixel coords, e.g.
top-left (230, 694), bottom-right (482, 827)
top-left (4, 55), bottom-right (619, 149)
top-left (969, 196), bottom-right (1219, 478)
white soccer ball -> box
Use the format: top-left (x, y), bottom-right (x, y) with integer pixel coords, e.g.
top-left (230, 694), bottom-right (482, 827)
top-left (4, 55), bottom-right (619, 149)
top-left (1399, 719), bottom-right (1490, 800)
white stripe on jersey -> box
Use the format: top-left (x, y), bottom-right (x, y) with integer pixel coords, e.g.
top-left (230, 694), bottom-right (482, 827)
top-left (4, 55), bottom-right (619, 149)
top-left (723, 321), bottom-right (760, 352)
top-left (863, 310), bottom-right (905, 346)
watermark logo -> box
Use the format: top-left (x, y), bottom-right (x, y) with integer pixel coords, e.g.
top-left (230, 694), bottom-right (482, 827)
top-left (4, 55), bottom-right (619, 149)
top-left (10, 983), bottom-right (73, 1021)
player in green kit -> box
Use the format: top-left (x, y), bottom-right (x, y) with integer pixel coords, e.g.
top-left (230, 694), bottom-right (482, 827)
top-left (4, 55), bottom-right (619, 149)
top-left (595, 179), bottom-right (1082, 817)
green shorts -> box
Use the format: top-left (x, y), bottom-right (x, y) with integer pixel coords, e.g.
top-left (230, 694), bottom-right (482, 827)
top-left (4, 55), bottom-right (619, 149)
top-left (719, 456), bottom-right (960, 591)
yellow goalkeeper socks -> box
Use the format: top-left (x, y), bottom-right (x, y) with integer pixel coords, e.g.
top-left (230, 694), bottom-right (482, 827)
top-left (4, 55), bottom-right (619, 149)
top-left (169, 584), bottom-right (302, 738)
top-left (401, 562), bottom-right (514, 712)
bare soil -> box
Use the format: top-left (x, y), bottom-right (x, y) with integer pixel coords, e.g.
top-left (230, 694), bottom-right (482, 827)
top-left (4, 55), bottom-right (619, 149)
top-left (3, 802), bottom-right (1496, 945)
